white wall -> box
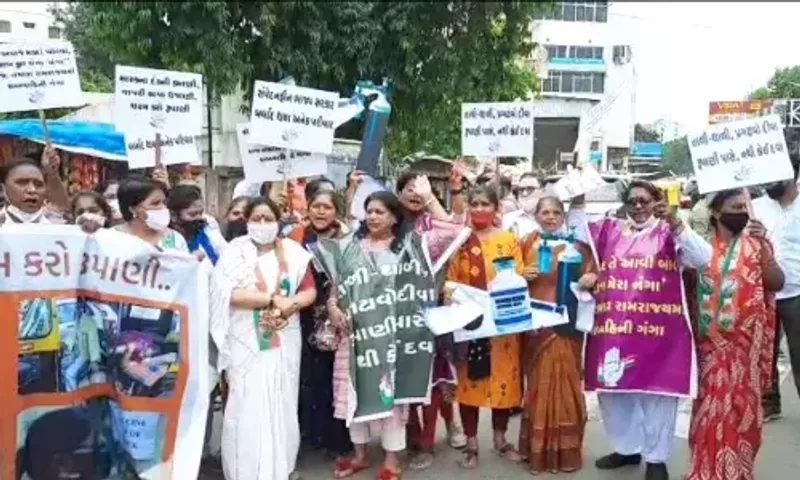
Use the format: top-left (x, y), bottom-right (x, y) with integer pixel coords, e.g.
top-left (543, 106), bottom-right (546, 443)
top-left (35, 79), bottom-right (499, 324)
top-left (0, 3), bottom-right (62, 43)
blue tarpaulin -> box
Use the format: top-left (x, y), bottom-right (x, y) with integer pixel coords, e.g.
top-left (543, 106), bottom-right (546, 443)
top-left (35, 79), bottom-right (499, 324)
top-left (0, 119), bottom-right (127, 161)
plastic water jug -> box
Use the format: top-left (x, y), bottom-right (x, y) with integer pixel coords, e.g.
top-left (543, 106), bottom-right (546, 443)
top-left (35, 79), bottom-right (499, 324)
top-left (556, 230), bottom-right (583, 305)
top-left (489, 256), bottom-right (533, 333)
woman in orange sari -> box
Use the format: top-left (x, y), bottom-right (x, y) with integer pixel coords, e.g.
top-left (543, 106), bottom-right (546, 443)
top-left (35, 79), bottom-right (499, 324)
top-left (688, 188), bottom-right (783, 480)
top-left (517, 196), bottom-right (597, 475)
top-left (447, 185), bottom-right (524, 469)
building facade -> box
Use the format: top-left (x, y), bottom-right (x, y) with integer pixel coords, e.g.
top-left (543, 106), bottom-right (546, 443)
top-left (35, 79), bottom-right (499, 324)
top-left (532, 1), bottom-right (635, 172)
top-left (0, 3), bottom-right (62, 43)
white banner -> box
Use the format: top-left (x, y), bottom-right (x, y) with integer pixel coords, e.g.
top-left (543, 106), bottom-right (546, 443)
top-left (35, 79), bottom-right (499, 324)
top-left (0, 41), bottom-right (83, 113)
top-left (2, 225), bottom-right (208, 480)
top-left (248, 81), bottom-right (338, 154)
top-left (461, 102), bottom-right (535, 158)
top-left (688, 115), bottom-right (794, 194)
top-left (236, 123), bottom-right (326, 182)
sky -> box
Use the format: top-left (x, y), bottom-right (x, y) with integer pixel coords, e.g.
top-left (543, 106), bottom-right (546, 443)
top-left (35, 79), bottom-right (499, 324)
top-left (612, 2), bottom-right (800, 134)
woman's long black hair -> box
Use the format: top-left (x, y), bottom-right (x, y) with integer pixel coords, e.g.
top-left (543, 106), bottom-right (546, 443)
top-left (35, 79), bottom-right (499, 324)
top-left (355, 190), bottom-right (409, 253)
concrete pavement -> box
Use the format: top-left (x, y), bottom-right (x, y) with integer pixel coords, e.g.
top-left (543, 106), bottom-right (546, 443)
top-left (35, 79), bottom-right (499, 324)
top-left (200, 360), bottom-right (800, 480)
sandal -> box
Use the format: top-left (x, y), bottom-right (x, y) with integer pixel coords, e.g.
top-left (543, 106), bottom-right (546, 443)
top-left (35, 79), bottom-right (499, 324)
top-left (493, 443), bottom-right (523, 462)
top-left (376, 466), bottom-right (402, 480)
top-left (458, 448), bottom-right (479, 469)
top-left (288, 472), bottom-right (302, 480)
top-left (408, 450), bottom-right (434, 470)
top-left (333, 458), bottom-right (369, 479)
top-left (447, 423), bottom-right (468, 449)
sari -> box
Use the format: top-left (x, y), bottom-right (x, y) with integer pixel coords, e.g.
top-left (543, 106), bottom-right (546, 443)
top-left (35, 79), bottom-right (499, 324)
top-left (687, 233), bottom-right (776, 480)
top-left (446, 229), bottom-right (523, 409)
top-left (517, 232), bottom-right (595, 474)
top-left (209, 236), bottom-right (313, 480)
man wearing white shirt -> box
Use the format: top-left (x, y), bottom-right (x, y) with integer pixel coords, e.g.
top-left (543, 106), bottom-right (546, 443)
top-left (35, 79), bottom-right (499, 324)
top-left (753, 156), bottom-right (800, 421)
top-left (502, 173), bottom-right (542, 237)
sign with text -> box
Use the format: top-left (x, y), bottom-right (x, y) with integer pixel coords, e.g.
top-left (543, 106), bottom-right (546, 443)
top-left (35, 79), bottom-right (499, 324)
top-left (461, 102), bottom-right (534, 158)
top-left (0, 41), bottom-right (83, 113)
top-left (688, 115), bottom-right (793, 194)
top-left (124, 133), bottom-right (201, 169)
top-left (236, 123), bottom-right (326, 182)
top-left (248, 81), bottom-right (338, 154)
top-left (708, 100), bottom-right (774, 125)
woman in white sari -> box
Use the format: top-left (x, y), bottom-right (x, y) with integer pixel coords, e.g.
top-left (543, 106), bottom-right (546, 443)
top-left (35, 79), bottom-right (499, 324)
top-left (210, 197), bottom-right (317, 480)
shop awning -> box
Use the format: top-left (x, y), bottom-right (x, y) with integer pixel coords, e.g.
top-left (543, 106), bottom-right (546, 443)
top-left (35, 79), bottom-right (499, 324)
top-left (0, 119), bottom-right (127, 162)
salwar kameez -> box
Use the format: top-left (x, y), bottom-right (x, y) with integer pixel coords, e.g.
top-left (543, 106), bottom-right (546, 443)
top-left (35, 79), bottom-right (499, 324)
top-left (687, 233), bottom-right (776, 480)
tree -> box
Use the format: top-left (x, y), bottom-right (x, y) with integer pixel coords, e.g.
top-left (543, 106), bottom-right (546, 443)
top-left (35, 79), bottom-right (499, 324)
top-left (747, 66), bottom-right (800, 155)
top-left (661, 136), bottom-right (692, 174)
top-left (55, 1), bottom-right (550, 159)
top-left (634, 123), bottom-right (661, 143)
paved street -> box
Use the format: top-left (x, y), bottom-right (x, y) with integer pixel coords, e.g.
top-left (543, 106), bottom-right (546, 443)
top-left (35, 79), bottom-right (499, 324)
top-left (201, 358), bottom-right (800, 480)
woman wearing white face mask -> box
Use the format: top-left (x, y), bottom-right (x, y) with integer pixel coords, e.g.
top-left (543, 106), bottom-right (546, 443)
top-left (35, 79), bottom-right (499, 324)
top-left (114, 177), bottom-right (188, 252)
top-left (210, 197), bottom-right (317, 480)
top-left (70, 191), bottom-right (112, 234)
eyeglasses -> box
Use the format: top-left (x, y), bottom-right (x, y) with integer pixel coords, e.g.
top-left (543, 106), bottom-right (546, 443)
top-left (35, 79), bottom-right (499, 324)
top-left (515, 187), bottom-right (537, 197)
top-left (626, 197), bottom-right (653, 207)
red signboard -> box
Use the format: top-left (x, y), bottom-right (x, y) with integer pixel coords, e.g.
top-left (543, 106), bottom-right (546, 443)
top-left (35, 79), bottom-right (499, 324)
top-left (708, 100), bottom-right (774, 124)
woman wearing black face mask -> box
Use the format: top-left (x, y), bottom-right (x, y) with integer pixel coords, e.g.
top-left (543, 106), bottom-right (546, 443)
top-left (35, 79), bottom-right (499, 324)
top-left (686, 188), bottom-right (783, 480)
top-left (167, 184), bottom-right (228, 264)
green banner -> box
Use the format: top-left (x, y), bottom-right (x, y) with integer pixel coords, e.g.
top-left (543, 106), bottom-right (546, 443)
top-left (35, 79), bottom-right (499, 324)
top-left (312, 233), bottom-right (436, 422)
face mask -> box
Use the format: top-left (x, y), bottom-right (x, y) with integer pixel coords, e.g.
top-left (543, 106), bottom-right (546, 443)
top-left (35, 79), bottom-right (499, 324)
top-left (629, 215), bottom-right (656, 230)
top-left (718, 212), bottom-right (749, 235)
top-left (519, 195), bottom-right (540, 214)
top-left (766, 182), bottom-right (788, 200)
top-left (5, 204), bottom-right (43, 223)
top-left (76, 212), bottom-right (107, 227)
top-left (181, 218), bottom-right (207, 234)
top-left (248, 222), bottom-right (279, 244)
top-left (143, 207), bottom-right (171, 232)
top-left (224, 218), bottom-right (248, 241)
top-left (470, 211), bottom-right (494, 229)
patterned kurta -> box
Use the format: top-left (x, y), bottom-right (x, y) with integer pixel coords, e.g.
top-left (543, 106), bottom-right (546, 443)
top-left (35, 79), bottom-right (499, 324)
top-left (688, 233), bottom-right (777, 480)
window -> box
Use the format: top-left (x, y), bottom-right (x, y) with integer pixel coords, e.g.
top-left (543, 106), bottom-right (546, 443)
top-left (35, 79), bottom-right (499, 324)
top-left (556, 45), bottom-right (604, 60)
top-left (0, 20), bottom-right (10, 33)
top-left (563, 3), bottom-right (576, 21)
top-left (535, 2), bottom-right (609, 23)
top-left (596, 3), bottom-right (608, 22)
top-left (48, 26), bottom-right (61, 39)
top-left (613, 45), bottom-right (631, 64)
top-left (23, 22), bottom-right (35, 29)
top-left (542, 70), bottom-right (606, 94)
top-left (546, 44), bottom-right (568, 59)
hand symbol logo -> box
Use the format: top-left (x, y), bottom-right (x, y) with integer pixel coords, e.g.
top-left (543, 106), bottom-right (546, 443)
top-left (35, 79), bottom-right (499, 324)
top-left (597, 347), bottom-right (634, 387)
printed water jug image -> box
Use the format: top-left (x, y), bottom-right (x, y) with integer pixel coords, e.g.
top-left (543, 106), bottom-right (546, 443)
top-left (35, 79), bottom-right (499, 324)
top-left (556, 229), bottom-right (583, 306)
top-left (489, 256), bottom-right (533, 334)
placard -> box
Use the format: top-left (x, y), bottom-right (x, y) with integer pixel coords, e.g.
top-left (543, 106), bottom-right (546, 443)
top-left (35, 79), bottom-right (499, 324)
top-left (236, 123), bottom-right (326, 182)
top-left (461, 102), bottom-right (534, 158)
top-left (248, 81), bottom-right (338, 154)
top-left (0, 41), bottom-right (83, 113)
top-left (113, 65), bottom-right (204, 136)
top-left (688, 115), bottom-right (794, 194)
top-left (124, 133), bottom-right (201, 169)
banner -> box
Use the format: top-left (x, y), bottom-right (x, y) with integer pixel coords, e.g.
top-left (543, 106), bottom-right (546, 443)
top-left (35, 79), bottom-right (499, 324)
top-left (461, 102), bottom-right (534, 158)
top-left (708, 100), bottom-right (773, 125)
top-left (312, 233), bottom-right (436, 423)
top-left (1, 225), bottom-right (209, 480)
top-left (584, 219), bottom-right (695, 397)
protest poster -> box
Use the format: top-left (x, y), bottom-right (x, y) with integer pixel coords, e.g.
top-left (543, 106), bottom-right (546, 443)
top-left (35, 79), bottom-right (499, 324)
top-left (461, 102), bottom-right (534, 158)
top-left (0, 225), bottom-right (209, 480)
top-left (688, 114), bottom-right (794, 194)
top-left (236, 123), bottom-right (327, 182)
top-left (249, 81), bottom-right (339, 154)
top-left (583, 219), bottom-right (696, 397)
top-left (552, 164), bottom-right (606, 201)
top-left (114, 65), bottom-right (204, 168)
top-left (0, 41), bottom-right (83, 113)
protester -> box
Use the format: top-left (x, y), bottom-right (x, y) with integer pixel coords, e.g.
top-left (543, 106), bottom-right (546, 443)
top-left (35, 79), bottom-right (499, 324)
top-left (287, 189), bottom-right (353, 459)
top-left (572, 180), bottom-right (712, 480)
top-left (446, 185), bottom-right (524, 469)
top-left (502, 173), bottom-right (542, 237)
top-left (115, 177), bottom-right (188, 252)
top-left (753, 156), bottom-right (800, 422)
top-left (328, 191), bottom-right (434, 480)
top-left (0, 146), bottom-right (68, 225)
top-left (686, 188), bottom-right (783, 480)
top-left (175, 178), bottom-right (222, 231)
top-left (210, 197), bottom-right (316, 480)
top-left (517, 196), bottom-right (597, 475)
top-left (167, 184), bottom-right (227, 264)
top-left (223, 196), bottom-right (249, 242)
top-left (70, 190), bottom-right (112, 234)
top-left (97, 178), bottom-right (124, 226)
top-left (498, 175), bottom-right (519, 214)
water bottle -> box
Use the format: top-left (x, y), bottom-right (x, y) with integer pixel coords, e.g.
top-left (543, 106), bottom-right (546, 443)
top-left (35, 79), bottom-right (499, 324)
top-left (538, 237), bottom-right (553, 274)
top-left (356, 82), bottom-right (391, 176)
top-left (489, 256), bottom-right (533, 333)
top-left (556, 230), bottom-right (583, 305)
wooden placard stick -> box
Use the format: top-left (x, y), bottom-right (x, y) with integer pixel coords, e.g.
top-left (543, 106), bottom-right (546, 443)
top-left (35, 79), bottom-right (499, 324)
top-left (154, 133), bottom-right (163, 167)
top-left (38, 109), bottom-right (51, 147)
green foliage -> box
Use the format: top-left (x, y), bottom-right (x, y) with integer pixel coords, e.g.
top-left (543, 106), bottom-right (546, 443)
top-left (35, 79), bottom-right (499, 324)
top-left (55, 1), bottom-right (551, 160)
top-left (748, 66), bottom-right (800, 99)
top-left (662, 136), bottom-right (692, 174)
top-left (634, 123), bottom-right (661, 143)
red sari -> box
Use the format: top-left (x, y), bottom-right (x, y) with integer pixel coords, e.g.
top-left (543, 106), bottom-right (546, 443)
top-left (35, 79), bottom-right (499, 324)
top-left (688, 233), bottom-right (776, 480)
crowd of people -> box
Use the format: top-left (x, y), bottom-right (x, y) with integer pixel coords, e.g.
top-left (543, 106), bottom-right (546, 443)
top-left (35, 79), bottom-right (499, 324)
top-left (1, 144), bottom-right (798, 480)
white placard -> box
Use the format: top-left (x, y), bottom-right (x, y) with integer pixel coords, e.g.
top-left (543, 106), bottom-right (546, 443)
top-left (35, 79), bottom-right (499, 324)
top-left (688, 115), bottom-right (794, 194)
top-left (236, 123), bottom-right (327, 182)
top-left (124, 132), bottom-right (201, 169)
top-left (0, 41), bottom-right (83, 113)
top-left (248, 81), bottom-right (338, 154)
top-left (461, 102), bottom-right (534, 158)
top-left (114, 65), bottom-right (204, 136)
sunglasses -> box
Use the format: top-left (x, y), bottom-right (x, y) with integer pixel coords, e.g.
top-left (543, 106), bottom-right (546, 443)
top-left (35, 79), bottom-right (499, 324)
top-left (626, 197), bottom-right (653, 207)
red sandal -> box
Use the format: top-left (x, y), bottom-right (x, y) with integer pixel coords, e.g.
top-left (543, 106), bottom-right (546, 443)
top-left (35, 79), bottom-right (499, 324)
top-left (376, 466), bottom-right (402, 480)
top-left (333, 458), bottom-right (369, 479)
